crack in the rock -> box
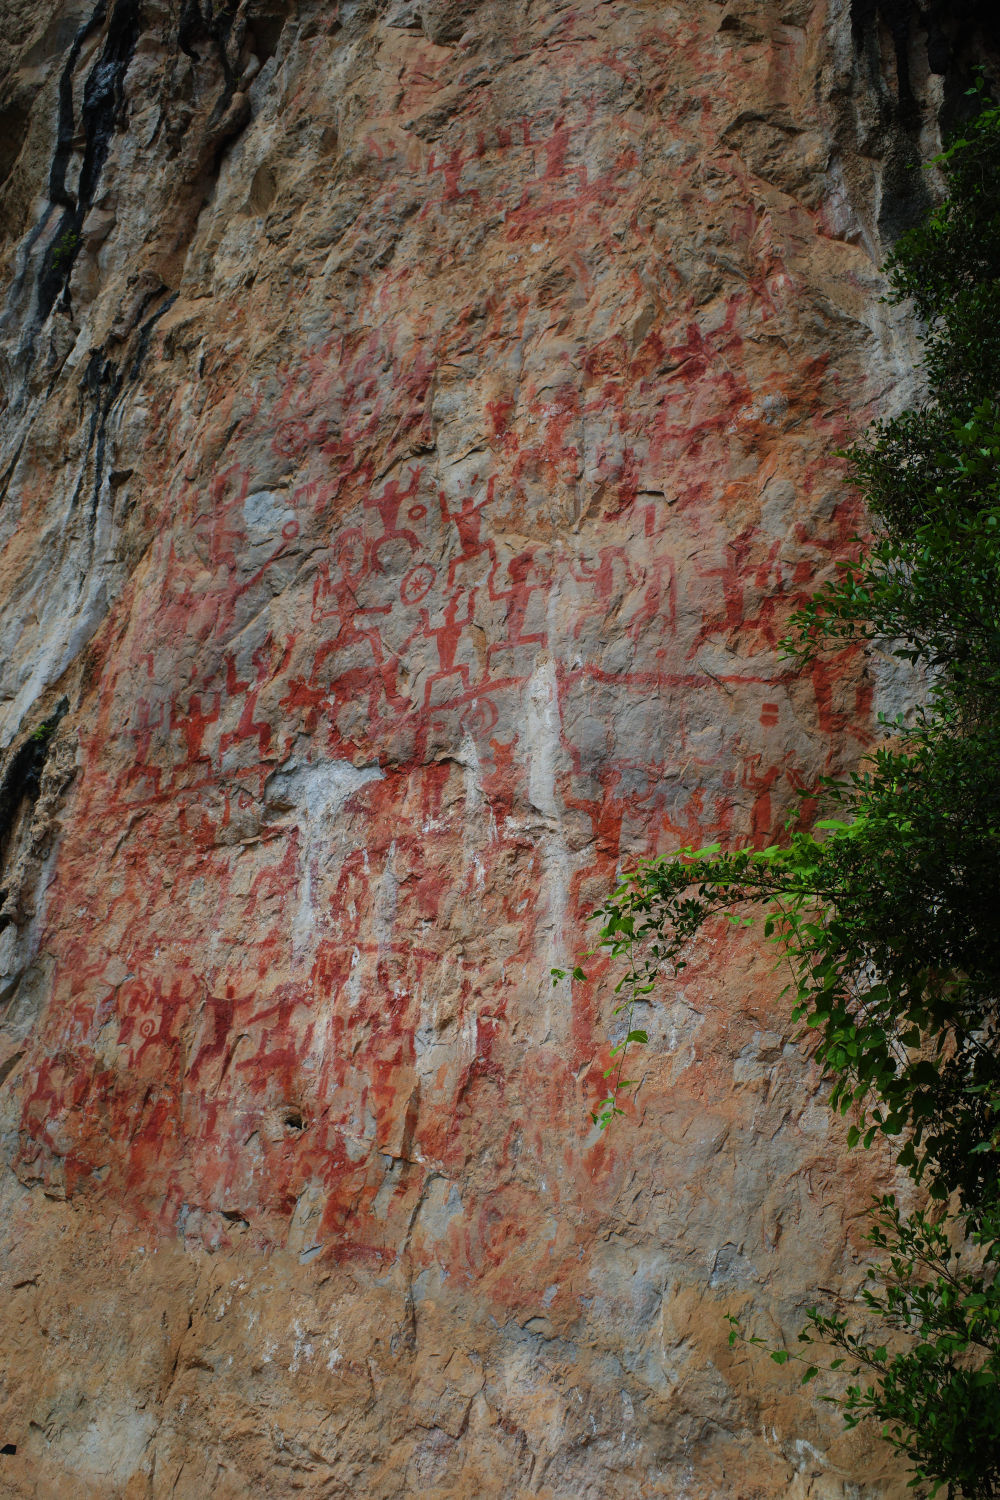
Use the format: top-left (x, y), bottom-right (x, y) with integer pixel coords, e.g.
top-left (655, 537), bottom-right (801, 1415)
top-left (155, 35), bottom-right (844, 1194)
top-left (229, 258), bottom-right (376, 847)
top-left (0, 698), bottom-right (69, 931)
top-left (39, 0), bottom-right (142, 324)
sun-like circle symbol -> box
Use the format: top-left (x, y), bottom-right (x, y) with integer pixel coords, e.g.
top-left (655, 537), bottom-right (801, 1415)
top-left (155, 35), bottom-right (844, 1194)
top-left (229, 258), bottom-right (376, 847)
top-left (273, 420), bottom-right (309, 457)
top-left (401, 563), bottom-right (435, 605)
top-left (460, 698), bottom-right (499, 737)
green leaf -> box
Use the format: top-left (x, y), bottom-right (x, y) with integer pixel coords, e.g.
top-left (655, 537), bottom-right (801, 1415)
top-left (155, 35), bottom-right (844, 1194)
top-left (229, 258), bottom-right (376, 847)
top-left (583, 104), bottom-right (1000, 1493)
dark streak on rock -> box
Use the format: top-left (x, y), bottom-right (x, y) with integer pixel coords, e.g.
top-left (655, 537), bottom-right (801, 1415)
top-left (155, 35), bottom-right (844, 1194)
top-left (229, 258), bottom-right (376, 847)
top-left (79, 349), bottom-right (125, 523)
top-left (0, 1053), bottom-right (25, 1088)
top-left (0, 699), bottom-right (69, 923)
top-left (71, 292), bottom-right (177, 540)
top-left (38, 0), bottom-right (142, 323)
top-left (847, 0), bottom-right (1000, 242)
top-left (851, 0), bottom-right (1000, 115)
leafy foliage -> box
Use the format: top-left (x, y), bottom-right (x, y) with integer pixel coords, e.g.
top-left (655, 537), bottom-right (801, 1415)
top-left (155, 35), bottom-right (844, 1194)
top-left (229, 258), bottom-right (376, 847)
top-left (562, 93), bottom-right (1000, 1497)
top-left (731, 1200), bottom-right (1000, 1498)
top-left (49, 228), bottom-right (80, 273)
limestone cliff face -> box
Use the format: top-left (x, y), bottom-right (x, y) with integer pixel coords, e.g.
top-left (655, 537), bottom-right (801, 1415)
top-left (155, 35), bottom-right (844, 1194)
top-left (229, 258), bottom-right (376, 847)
top-left (0, 2), bottom-right (991, 1495)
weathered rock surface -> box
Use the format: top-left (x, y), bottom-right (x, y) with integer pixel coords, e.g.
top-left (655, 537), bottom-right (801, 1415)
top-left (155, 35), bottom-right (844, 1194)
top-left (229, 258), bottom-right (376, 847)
top-left (0, 1), bottom-right (993, 1494)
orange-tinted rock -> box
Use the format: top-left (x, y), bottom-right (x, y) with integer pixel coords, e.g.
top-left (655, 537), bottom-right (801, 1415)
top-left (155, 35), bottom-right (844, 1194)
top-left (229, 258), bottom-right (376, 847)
top-left (0, 1), bottom-right (970, 1494)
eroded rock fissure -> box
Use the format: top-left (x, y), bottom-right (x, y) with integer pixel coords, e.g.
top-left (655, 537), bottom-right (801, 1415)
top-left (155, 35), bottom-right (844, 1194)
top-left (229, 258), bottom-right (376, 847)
top-left (39, 0), bottom-right (142, 322)
top-left (0, 698), bottom-right (68, 900)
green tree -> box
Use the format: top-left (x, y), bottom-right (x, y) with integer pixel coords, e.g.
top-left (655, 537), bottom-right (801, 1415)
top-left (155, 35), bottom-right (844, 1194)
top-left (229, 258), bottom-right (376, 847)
top-left (560, 94), bottom-right (1000, 1498)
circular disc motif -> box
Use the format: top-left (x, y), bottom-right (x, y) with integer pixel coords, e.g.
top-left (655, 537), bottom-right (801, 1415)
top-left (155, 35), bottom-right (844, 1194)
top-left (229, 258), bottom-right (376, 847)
top-left (401, 563), bottom-right (436, 604)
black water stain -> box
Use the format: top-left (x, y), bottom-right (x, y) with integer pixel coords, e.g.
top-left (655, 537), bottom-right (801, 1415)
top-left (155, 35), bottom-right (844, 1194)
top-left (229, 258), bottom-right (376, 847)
top-left (72, 292), bottom-right (177, 537)
top-left (0, 1052), bottom-right (23, 1087)
top-left (38, 0), bottom-right (142, 323)
top-left (179, 0), bottom-right (240, 88)
top-left (78, 349), bottom-right (125, 523)
top-left (850, 0), bottom-right (922, 126)
top-left (848, 0), bottom-right (1000, 241)
top-left (851, 0), bottom-right (1000, 114)
top-left (127, 290), bottom-right (178, 381)
top-left (0, 698), bottom-right (69, 921)
top-left (0, 94), bottom-right (33, 188)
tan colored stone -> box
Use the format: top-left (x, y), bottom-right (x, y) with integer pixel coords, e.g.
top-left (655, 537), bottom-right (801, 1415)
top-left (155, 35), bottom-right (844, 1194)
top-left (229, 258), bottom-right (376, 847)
top-left (0, 0), bottom-right (974, 1494)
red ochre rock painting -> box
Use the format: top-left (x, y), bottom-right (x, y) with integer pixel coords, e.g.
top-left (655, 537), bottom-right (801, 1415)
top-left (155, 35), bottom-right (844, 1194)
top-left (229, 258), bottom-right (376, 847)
top-left (0, 0), bottom-right (933, 1494)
